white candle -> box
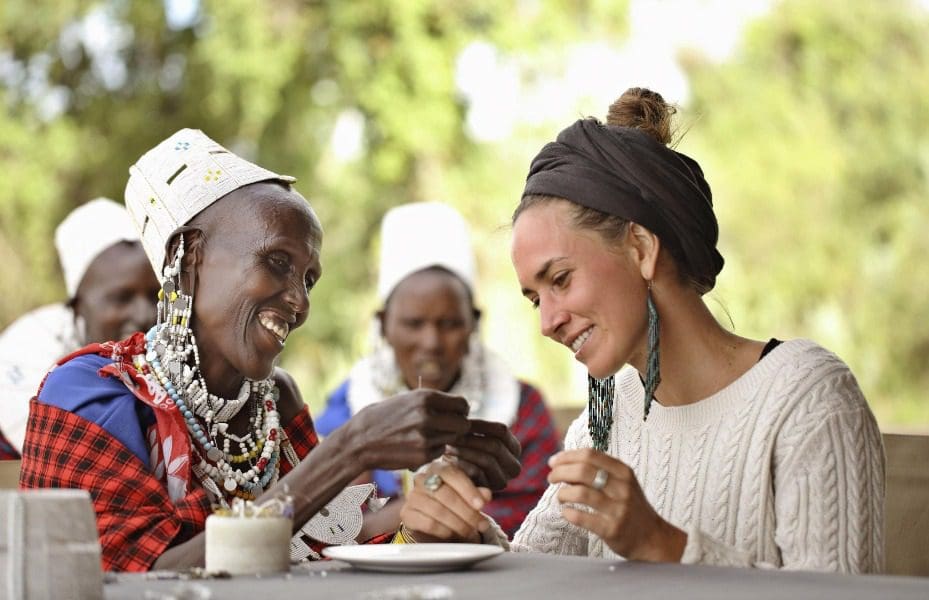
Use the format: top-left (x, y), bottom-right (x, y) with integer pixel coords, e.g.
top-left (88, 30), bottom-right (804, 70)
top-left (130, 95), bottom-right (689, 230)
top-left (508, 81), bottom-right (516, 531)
top-left (205, 514), bottom-right (292, 575)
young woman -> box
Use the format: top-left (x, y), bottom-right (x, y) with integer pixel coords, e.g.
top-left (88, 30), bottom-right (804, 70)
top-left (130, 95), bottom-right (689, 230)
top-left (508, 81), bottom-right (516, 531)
top-left (397, 88), bottom-right (884, 574)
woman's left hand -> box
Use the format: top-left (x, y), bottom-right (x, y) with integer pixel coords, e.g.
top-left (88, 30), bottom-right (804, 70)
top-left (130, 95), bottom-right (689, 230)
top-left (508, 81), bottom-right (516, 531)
top-left (548, 448), bottom-right (687, 562)
top-left (399, 460), bottom-right (492, 543)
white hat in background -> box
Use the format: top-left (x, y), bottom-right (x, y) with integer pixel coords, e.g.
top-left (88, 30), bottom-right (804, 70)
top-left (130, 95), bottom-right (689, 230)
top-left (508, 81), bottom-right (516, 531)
top-left (377, 202), bottom-right (476, 303)
top-left (124, 128), bottom-right (296, 273)
top-left (54, 197), bottom-right (141, 298)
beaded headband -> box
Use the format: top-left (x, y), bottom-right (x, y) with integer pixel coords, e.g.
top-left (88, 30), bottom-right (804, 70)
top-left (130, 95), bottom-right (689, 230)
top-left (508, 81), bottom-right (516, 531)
top-left (124, 128), bottom-right (296, 273)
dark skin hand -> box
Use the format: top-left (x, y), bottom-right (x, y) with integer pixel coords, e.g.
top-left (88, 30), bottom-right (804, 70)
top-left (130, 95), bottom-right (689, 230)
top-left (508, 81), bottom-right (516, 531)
top-left (445, 419), bottom-right (521, 491)
top-left (153, 374), bottom-right (473, 570)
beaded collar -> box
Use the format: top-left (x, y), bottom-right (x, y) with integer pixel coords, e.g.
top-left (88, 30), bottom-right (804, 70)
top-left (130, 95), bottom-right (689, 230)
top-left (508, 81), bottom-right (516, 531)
top-left (137, 325), bottom-right (295, 504)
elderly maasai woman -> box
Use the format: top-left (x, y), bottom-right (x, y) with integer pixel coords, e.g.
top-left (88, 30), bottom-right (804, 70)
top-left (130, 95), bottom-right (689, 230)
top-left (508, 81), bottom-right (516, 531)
top-left (0, 198), bottom-right (159, 454)
top-left (395, 88), bottom-right (885, 574)
top-left (316, 202), bottom-right (560, 536)
top-left (19, 130), bottom-right (519, 571)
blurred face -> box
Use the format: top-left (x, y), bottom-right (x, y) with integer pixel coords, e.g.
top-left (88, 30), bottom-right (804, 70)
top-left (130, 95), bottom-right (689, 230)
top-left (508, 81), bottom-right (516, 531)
top-left (511, 201), bottom-right (648, 379)
top-left (73, 241), bottom-right (159, 343)
top-left (381, 268), bottom-right (476, 392)
top-left (190, 183), bottom-right (322, 390)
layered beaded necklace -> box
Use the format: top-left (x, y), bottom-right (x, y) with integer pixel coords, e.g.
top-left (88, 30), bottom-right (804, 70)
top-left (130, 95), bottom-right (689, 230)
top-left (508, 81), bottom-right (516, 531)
top-left (138, 236), bottom-right (295, 505)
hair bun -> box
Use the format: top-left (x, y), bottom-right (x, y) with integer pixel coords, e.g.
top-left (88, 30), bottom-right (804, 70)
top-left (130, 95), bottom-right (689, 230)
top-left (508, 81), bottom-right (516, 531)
top-left (606, 87), bottom-right (675, 145)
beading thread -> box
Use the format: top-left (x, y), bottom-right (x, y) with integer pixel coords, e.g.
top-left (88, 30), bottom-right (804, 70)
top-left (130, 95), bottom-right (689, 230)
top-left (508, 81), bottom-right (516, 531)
top-left (643, 284), bottom-right (660, 420)
top-left (588, 374), bottom-right (615, 452)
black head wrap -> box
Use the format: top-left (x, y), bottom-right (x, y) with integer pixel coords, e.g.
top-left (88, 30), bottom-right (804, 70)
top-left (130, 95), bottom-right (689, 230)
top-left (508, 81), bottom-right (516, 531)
top-left (522, 118), bottom-right (724, 292)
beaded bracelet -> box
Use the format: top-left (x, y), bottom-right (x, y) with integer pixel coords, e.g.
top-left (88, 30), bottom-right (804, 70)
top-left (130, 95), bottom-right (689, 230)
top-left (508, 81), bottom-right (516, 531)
top-left (391, 523), bottom-right (418, 544)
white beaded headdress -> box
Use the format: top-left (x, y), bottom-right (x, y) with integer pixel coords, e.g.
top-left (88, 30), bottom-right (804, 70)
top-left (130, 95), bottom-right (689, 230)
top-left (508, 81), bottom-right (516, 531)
top-left (124, 128), bottom-right (296, 273)
top-left (377, 201), bottom-right (476, 303)
top-left (54, 197), bottom-right (141, 298)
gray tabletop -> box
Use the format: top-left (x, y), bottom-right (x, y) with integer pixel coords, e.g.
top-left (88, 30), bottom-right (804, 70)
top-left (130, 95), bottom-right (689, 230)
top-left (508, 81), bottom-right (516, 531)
top-left (105, 552), bottom-right (929, 599)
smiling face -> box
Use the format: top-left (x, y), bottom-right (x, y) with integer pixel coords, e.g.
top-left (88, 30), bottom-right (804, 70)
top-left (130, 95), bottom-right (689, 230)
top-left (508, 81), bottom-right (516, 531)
top-left (511, 200), bottom-right (649, 379)
top-left (381, 268), bottom-right (476, 392)
top-left (73, 241), bottom-right (160, 344)
top-left (186, 183), bottom-right (322, 392)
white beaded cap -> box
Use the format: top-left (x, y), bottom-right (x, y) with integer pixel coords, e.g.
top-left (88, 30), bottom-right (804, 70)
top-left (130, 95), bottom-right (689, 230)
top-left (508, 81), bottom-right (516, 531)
top-left (54, 197), bottom-right (140, 298)
top-left (124, 128), bottom-right (296, 273)
top-left (377, 201), bottom-right (476, 303)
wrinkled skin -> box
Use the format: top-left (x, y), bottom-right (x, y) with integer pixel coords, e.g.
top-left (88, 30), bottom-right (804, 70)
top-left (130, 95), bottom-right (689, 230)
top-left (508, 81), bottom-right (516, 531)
top-left (72, 241), bottom-right (159, 344)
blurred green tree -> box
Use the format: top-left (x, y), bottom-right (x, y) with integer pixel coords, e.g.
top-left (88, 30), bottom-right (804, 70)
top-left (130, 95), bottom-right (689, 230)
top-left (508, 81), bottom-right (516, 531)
top-left (0, 0), bottom-right (628, 414)
top-left (683, 0), bottom-right (929, 426)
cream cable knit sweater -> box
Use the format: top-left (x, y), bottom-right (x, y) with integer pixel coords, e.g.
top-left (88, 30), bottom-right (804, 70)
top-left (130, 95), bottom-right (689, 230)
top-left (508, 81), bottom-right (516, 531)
top-left (508, 339), bottom-right (885, 573)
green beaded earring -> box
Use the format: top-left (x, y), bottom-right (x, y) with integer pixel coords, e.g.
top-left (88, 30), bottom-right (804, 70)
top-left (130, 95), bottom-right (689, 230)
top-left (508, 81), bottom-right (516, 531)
top-left (588, 373), bottom-right (614, 452)
top-left (643, 282), bottom-right (661, 420)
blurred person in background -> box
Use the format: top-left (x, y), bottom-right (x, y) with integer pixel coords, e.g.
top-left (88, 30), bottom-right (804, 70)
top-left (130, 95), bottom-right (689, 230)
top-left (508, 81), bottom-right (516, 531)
top-left (19, 130), bottom-right (519, 570)
top-left (394, 88), bottom-right (884, 574)
top-left (316, 202), bottom-right (561, 537)
top-left (0, 198), bottom-right (159, 455)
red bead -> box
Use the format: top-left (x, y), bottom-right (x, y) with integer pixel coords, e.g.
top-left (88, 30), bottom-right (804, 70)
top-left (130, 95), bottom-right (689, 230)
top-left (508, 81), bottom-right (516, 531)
top-left (257, 458), bottom-right (268, 470)
top-left (269, 429), bottom-right (278, 440)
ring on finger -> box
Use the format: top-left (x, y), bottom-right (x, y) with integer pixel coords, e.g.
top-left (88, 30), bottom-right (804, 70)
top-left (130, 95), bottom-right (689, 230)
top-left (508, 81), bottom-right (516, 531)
top-left (424, 473), bottom-right (444, 494)
top-left (591, 468), bottom-right (609, 491)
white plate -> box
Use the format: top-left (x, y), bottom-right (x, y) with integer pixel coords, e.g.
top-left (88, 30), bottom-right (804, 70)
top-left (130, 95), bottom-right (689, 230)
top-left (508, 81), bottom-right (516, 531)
top-left (322, 543), bottom-right (504, 573)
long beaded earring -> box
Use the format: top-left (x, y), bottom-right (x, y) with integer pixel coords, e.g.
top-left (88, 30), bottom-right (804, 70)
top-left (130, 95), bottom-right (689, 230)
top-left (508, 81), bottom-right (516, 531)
top-left (588, 373), bottom-right (614, 452)
top-left (155, 236), bottom-right (194, 384)
top-left (643, 281), bottom-right (661, 420)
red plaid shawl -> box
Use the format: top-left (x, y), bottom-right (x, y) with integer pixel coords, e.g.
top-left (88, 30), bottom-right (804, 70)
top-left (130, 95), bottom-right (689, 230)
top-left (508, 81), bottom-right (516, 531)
top-left (19, 336), bottom-right (321, 571)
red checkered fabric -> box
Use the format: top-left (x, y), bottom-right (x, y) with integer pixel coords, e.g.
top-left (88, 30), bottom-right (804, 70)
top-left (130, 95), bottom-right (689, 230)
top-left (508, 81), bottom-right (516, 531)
top-left (485, 382), bottom-right (561, 537)
top-left (20, 399), bottom-right (317, 572)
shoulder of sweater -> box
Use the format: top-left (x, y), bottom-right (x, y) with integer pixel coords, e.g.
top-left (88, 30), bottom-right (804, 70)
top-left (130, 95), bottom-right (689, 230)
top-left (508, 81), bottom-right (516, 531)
top-left (764, 339), bottom-right (868, 415)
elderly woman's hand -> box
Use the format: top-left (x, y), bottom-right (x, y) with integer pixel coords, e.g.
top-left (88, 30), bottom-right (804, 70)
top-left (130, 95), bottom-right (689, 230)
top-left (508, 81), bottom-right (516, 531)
top-left (344, 389), bottom-right (471, 472)
top-left (548, 449), bottom-right (687, 562)
top-left (399, 460), bottom-right (492, 543)
top-left (444, 419), bottom-right (521, 491)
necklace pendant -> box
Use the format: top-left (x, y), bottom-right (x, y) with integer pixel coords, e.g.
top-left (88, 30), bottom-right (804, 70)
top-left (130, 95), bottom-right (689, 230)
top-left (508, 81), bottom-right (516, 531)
top-left (223, 477), bottom-right (237, 492)
top-left (207, 447), bottom-right (224, 462)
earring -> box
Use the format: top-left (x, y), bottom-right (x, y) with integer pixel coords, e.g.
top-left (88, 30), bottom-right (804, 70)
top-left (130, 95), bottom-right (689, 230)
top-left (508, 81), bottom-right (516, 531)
top-left (643, 281), bottom-right (660, 420)
top-left (153, 236), bottom-right (195, 383)
top-left (587, 373), bottom-right (614, 452)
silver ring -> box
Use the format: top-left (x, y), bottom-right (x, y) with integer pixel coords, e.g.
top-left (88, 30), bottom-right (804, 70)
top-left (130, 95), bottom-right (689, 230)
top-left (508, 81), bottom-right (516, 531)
top-left (424, 473), bottom-right (444, 493)
top-left (591, 468), bottom-right (609, 491)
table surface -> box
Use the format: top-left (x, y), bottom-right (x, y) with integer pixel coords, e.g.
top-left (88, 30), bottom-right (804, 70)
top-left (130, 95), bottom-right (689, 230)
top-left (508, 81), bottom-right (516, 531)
top-left (104, 551), bottom-right (929, 600)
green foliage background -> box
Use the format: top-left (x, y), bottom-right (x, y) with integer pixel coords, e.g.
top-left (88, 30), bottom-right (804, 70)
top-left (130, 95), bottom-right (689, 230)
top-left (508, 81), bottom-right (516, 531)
top-left (1, 0), bottom-right (927, 430)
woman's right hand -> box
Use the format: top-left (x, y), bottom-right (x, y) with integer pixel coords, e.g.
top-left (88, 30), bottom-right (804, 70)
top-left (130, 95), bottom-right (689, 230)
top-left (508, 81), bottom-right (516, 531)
top-left (343, 389), bottom-right (471, 471)
top-left (399, 460), bottom-right (491, 543)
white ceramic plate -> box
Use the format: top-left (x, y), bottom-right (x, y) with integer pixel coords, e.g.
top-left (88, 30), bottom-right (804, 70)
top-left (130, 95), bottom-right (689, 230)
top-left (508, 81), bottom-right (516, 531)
top-left (322, 543), bottom-right (504, 573)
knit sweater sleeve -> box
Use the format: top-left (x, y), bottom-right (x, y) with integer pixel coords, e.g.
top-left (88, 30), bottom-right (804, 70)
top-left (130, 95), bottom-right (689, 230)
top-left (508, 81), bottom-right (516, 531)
top-left (509, 408), bottom-right (590, 555)
top-left (681, 365), bottom-right (885, 573)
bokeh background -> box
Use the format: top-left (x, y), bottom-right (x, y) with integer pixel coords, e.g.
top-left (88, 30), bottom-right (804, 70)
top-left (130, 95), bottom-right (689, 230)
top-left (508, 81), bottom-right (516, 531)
top-left (2, 0), bottom-right (928, 430)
